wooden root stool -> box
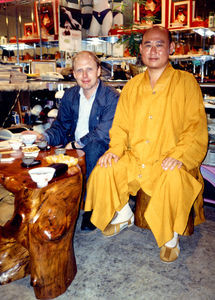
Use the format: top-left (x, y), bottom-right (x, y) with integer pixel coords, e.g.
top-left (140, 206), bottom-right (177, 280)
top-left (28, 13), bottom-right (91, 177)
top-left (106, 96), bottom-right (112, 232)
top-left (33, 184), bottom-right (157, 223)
top-left (134, 168), bottom-right (205, 236)
top-left (134, 189), bottom-right (194, 235)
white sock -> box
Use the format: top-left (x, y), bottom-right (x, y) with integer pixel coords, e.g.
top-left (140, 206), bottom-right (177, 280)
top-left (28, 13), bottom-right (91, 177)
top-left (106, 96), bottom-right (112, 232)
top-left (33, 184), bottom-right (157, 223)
top-left (111, 203), bottom-right (133, 225)
top-left (165, 232), bottom-right (179, 248)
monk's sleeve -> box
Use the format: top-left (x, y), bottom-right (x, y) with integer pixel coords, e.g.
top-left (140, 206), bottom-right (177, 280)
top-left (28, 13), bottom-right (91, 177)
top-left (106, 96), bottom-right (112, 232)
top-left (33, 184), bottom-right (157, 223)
top-left (167, 74), bottom-right (208, 170)
top-left (107, 84), bottom-right (130, 158)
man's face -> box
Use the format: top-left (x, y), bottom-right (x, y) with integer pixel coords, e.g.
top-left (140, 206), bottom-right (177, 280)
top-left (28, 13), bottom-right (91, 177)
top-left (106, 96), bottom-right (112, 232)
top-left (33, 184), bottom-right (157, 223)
top-left (139, 28), bottom-right (174, 71)
top-left (73, 53), bottom-right (101, 95)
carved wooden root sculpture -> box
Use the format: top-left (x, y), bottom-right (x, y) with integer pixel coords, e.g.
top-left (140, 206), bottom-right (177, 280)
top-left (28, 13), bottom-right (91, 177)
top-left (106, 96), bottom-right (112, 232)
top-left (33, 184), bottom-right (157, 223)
top-left (0, 166), bottom-right (82, 299)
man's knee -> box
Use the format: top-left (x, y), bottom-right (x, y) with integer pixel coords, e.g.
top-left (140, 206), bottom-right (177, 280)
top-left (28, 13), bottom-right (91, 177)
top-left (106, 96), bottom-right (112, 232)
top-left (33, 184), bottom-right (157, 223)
top-left (84, 141), bottom-right (108, 159)
top-left (83, 141), bottom-right (108, 179)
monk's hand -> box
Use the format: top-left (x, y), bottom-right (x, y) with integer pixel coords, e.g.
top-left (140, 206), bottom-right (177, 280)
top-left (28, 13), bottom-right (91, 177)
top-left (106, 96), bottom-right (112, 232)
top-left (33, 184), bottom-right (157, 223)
top-left (98, 152), bottom-right (119, 168)
top-left (161, 157), bottom-right (183, 171)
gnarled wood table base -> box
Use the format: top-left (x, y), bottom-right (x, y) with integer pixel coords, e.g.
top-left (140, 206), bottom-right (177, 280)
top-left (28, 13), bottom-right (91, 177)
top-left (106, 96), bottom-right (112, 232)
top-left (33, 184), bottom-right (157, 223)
top-left (0, 149), bottom-right (84, 299)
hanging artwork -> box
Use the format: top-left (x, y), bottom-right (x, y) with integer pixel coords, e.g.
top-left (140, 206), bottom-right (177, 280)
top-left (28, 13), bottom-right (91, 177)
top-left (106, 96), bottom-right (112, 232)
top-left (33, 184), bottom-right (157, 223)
top-left (58, 5), bottom-right (82, 52)
top-left (34, 0), bottom-right (58, 38)
top-left (24, 23), bottom-right (35, 37)
top-left (134, 0), bottom-right (166, 27)
top-left (168, 0), bottom-right (192, 28)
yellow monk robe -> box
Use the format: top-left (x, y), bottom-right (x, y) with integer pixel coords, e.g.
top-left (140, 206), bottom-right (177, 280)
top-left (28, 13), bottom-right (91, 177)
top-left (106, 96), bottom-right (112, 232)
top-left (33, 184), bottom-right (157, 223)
top-left (85, 63), bottom-right (208, 247)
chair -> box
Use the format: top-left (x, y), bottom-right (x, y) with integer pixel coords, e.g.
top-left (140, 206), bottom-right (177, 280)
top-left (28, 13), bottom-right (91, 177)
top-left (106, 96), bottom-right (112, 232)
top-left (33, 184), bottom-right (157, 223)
top-left (134, 167), bottom-right (205, 236)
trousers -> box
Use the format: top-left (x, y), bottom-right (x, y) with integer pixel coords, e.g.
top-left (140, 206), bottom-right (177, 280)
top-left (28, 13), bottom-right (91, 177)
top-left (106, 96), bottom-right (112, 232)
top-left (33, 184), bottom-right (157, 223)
top-left (83, 140), bottom-right (108, 181)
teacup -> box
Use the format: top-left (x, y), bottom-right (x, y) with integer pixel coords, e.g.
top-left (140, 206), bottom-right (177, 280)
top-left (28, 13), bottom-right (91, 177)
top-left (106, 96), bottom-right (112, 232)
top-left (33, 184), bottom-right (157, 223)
top-left (37, 140), bottom-right (48, 150)
top-left (28, 167), bottom-right (55, 188)
top-left (9, 140), bottom-right (22, 150)
top-left (21, 134), bottom-right (36, 146)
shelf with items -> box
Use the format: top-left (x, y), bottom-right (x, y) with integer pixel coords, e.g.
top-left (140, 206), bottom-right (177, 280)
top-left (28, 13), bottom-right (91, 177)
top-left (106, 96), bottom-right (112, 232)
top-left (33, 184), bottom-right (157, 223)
top-left (169, 26), bottom-right (215, 82)
top-left (0, 39), bottom-right (61, 68)
top-left (170, 54), bottom-right (215, 61)
top-left (170, 54), bottom-right (215, 83)
top-left (169, 27), bottom-right (215, 36)
top-left (101, 56), bottom-right (136, 78)
top-left (200, 83), bottom-right (215, 88)
top-left (0, 26), bottom-right (214, 82)
top-left (169, 27), bottom-right (215, 54)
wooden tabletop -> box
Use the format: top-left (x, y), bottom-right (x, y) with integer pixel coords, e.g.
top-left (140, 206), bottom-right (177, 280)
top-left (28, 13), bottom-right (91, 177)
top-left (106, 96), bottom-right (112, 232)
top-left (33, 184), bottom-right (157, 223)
top-left (0, 147), bottom-right (85, 190)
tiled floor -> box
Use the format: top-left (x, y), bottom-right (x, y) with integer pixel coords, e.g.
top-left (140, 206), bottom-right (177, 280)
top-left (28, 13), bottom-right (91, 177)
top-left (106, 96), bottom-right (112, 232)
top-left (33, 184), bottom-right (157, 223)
top-left (0, 186), bottom-right (215, 300)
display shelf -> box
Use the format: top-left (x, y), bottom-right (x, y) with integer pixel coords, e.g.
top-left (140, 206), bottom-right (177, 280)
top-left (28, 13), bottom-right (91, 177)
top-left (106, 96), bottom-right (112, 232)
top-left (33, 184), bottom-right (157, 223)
top-left (0, 79), bottom-right (213, 93)
top-left (204, 103), bottom-right (215, 109)
top-left (1, 40), bottom-right (59, 55)
top-left (0, 43), bottom-right (34, 51)
top-left (169, 26), bottom-right (215, 37)
top-left (0, 80), bottom-right (128, 92)
top-left (101, 56), bottom-right (136, 77)
top-left (200, 83), bottom-right (215, 88)
top-left (170, 54), bottom-right (215, 62)
top-left (0, 81), bottom-right (74, 92)
top-left (101, 56), bottom-right (136, 63)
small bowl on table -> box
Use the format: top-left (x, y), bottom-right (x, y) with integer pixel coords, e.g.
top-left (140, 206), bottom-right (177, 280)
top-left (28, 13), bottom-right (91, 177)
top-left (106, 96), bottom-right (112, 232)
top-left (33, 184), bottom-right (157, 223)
top-left (54, 148), bottom-right (66, 155)
top-left (37, 140), bottom-right (48, 150)
top-left (22, 156), bottom-right (35, 168)
top-left (9, 139), bottom-right (22, 150)
top-left (28, 167), bottom-right (55, 188)
top-left (22, 145), bottom-right (40, 159)
top-left (21, 134), bottom-right (37, 146)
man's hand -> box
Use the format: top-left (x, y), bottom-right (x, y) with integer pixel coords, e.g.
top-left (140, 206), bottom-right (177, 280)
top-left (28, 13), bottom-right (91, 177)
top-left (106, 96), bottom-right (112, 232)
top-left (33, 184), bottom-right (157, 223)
top-left (21, 130), bottom-right (44, 142)
top-left (98, 152), bottom-right (119, 168)
top-left (65, 142), bottom-right (72, 150)
top-left (65, 141), bottom-right (82, 149)
top-left (162, 157), bottom-right (183, 171)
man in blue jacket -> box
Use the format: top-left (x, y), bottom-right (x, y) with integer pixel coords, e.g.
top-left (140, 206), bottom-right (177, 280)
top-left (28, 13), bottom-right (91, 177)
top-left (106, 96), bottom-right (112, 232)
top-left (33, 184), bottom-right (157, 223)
top-left (37, 51), bottom-right (120, 230)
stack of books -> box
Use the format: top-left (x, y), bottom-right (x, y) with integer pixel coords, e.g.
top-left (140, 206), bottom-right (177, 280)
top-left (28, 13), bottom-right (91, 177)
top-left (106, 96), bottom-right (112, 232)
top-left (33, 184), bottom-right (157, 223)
top-left (0, 65), bottom-right (27, 84)
top-left (0, 68), bottom-right (10, 84)
top-left (10, 70), bottom-right (27, 83)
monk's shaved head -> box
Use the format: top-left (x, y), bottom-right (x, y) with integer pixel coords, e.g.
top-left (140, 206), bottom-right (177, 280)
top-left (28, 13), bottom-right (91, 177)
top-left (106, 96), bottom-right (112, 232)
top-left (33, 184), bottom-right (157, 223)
top-left (143, 26), bottom-right (172, 44)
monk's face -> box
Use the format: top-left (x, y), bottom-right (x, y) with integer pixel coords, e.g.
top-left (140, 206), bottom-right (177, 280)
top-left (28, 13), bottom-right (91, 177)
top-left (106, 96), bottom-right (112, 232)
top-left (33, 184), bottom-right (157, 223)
top-left (139, 27), bottom-right (174, 71)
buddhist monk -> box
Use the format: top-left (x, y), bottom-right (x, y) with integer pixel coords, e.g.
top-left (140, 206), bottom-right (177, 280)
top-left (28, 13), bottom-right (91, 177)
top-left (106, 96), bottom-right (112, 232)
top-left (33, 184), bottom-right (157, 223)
top-left (84, 26), bottom-right (208, 263)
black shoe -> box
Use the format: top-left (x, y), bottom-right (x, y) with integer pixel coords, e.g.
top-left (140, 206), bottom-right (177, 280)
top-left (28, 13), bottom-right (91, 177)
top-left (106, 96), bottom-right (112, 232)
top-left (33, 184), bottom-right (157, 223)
top-left (81, 211), bottom-right (96, 231)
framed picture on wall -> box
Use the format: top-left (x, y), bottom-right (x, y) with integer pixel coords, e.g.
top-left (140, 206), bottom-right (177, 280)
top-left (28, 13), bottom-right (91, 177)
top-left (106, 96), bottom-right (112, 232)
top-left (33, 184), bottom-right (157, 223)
top-left (34, 0), bottom-right (59, 38)
top-left (168, 0), bottom-right (192, 29)
top-left (134, 0), bottom-right (166, 27)
top-left (58, 5), bottom-right (82, 52)
top-left (24, 23), bottom-right (34, 37)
